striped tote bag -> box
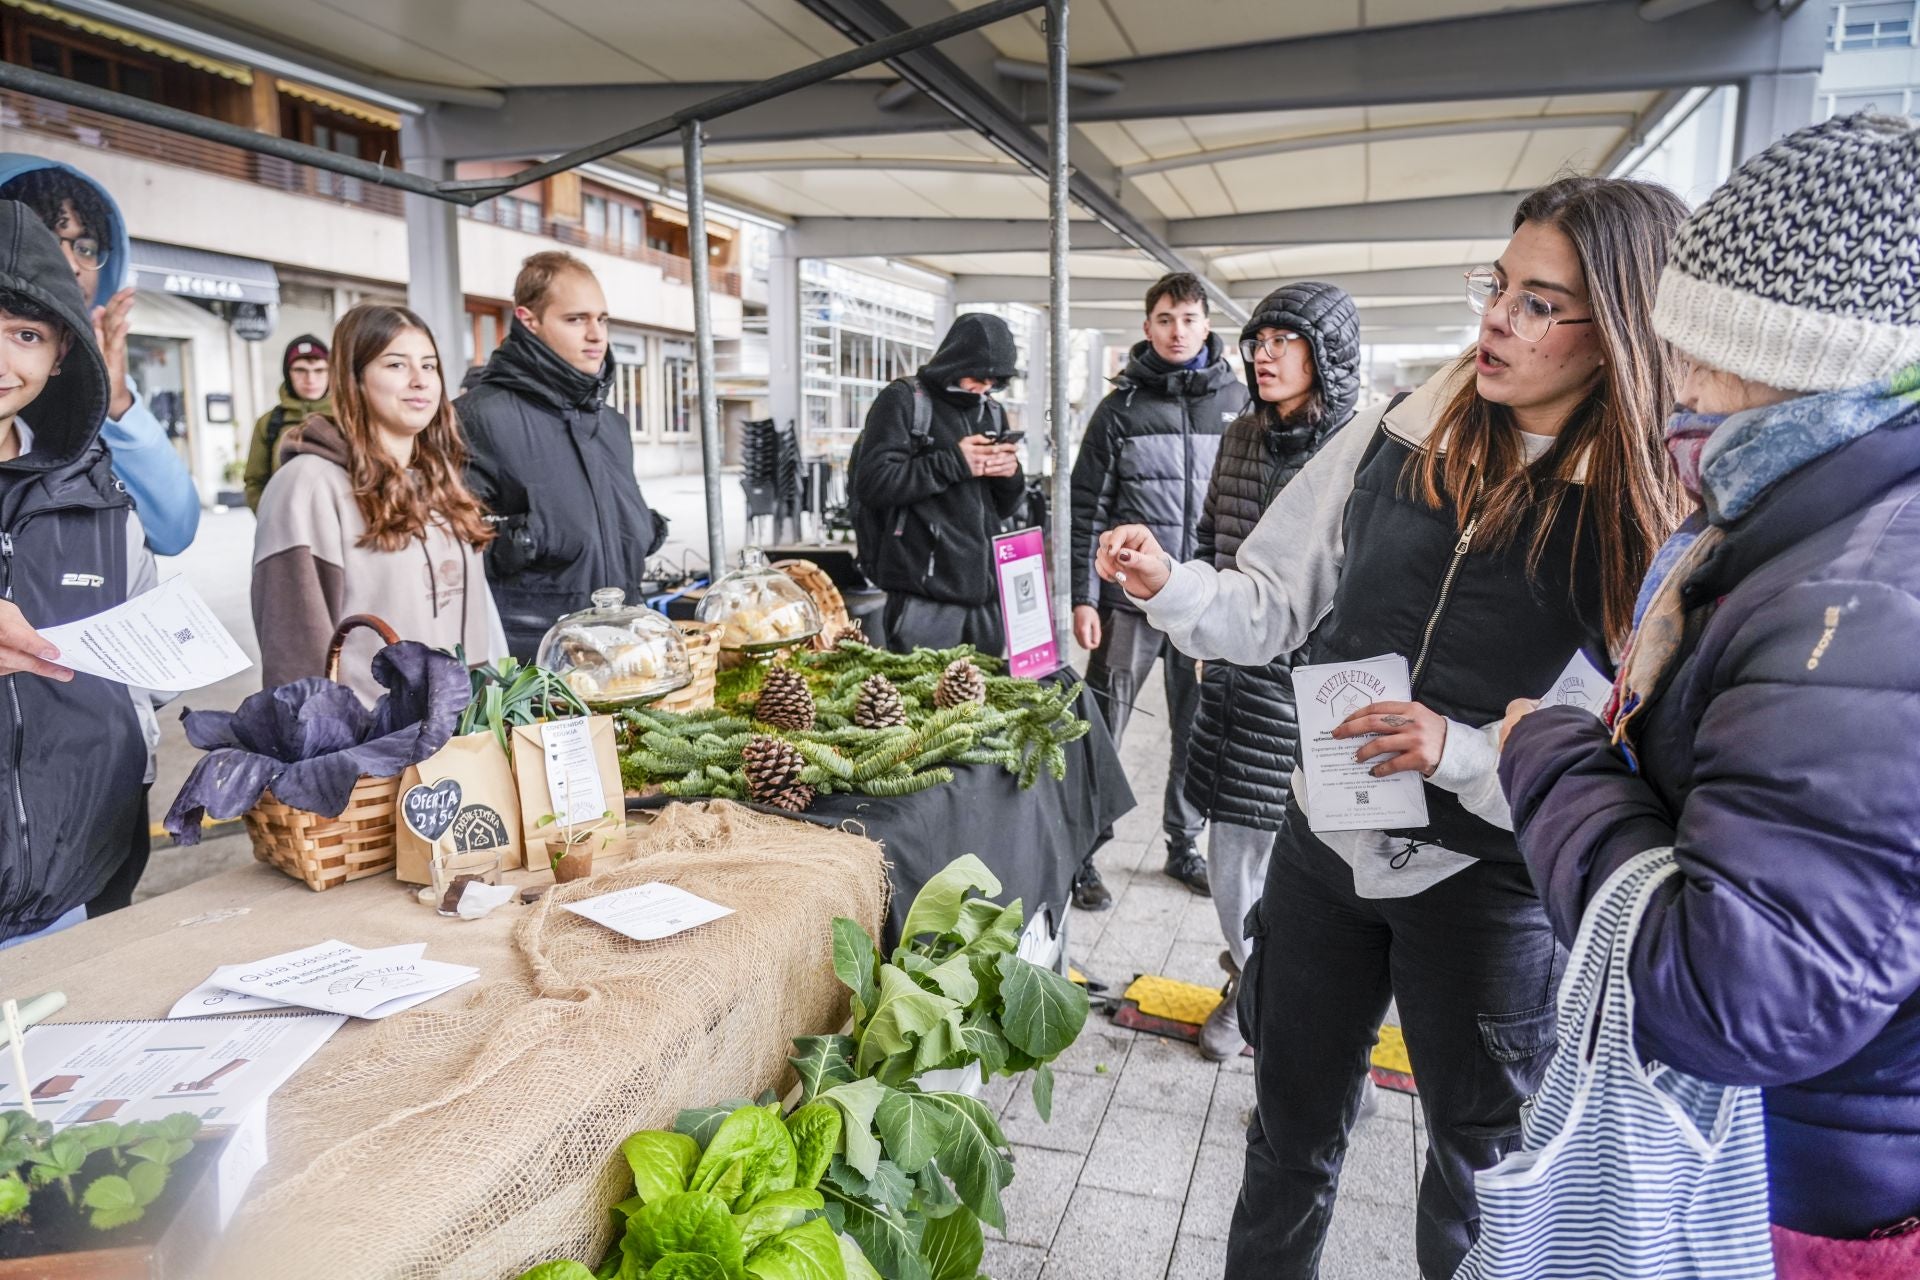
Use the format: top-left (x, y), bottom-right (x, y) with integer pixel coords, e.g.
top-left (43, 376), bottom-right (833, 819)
top-left (1453, 847), bottom-right (1775, 1280)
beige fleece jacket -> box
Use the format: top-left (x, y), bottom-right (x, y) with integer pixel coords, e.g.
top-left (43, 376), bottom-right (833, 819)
top-left (251, 415), bottom-right (507, 704)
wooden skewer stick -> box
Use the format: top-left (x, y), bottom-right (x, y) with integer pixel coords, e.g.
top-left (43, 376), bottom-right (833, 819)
top-left (3, 999), bottom-right (35, 1120)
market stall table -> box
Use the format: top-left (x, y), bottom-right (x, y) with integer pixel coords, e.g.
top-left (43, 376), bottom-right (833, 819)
top-left (1, 802), bottom-right (887, 1280)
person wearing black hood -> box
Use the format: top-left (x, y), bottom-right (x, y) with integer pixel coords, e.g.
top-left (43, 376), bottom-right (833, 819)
top-left (1068, 272), bottom-right (1245, 906)
top-left (0, 200), bottom-right (147, 946)
top-left (850, 311), bottom-right (1026, 652)
top-left (457, 251), bottom-right (668, 659)
top-left (1185, 282), bottom-right (1360, 1060)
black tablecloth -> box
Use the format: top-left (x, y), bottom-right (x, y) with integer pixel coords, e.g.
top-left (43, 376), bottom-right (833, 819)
top-left (627, 680), bottom-right (1134, 950)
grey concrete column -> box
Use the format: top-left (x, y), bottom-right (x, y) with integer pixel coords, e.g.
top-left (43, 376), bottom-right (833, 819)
top-left (1733, 71), bottom-right (1820, 164)
top-left (400, 116), bottom-right (464, 365)
top-left (768, 232), bottom-right (802, 444)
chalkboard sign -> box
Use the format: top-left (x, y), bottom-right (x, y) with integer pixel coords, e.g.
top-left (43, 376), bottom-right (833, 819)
top-left (401, 779), bottom-right (462, 843)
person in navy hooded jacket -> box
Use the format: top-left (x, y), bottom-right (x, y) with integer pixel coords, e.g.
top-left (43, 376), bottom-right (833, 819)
top-left (1501, 113), bottom-right (1920, 1277)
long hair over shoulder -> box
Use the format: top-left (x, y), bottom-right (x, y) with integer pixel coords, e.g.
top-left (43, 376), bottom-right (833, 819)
top-left (325, 303), bottom-right (493, 554)
top-left (1406, 176), bottom-right (1689, 651)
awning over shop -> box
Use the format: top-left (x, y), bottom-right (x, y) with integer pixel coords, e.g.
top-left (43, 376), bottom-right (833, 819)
top-left (275, 78), bottom-right (401, 131)
top-left (131, 239), bottom-right (279, 306)
top-left (0, 0), bottom-right (252, 83)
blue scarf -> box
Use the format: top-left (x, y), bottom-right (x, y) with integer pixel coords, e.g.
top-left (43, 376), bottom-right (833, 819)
top-left (1609, 364), bottom-right (1920, 766)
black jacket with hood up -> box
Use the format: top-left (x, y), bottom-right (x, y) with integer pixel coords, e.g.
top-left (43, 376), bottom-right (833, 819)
top-left (0, 200), bottom-right (143, 939)
top-left (458, 319), bottom-right (667, 660)
top-left (1184, 282), bottom-right (1360, 830)
top-left (1070, 333), bottom-right (1244, 615)
top-left (850, 314), bottom-right (1027, 607)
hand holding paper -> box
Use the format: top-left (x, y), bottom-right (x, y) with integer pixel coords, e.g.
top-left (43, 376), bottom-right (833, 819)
top-left (35, 577), bottom-right (250, 691)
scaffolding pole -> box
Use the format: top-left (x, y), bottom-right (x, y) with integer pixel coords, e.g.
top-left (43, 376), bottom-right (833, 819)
top-left (1046, 0), bottom-right (1071, 654)
top-left (683, 119), bottom-right (728, 574)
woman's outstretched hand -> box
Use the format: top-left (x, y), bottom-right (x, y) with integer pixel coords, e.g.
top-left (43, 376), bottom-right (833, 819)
top-left (1095, 525), bottom-right (1172, 600)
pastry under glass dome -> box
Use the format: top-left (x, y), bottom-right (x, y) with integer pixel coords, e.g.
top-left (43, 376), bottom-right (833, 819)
top-left (696, 548), bottom-right (823, 652)
top-left (536, 587), bottom-right (691, 706)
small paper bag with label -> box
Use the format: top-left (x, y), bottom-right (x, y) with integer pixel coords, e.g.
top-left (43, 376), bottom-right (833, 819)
top-left (511, 715), bottom-right (624, 865)
top-left (396, 731), bottom-right (525, 884)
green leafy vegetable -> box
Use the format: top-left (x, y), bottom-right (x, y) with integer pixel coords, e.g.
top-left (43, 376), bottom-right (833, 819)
top-left (0, 1172), bottom-right (28, 1223)
top-left (997, 953), bottom-right (1088, 1060)
top-left (742, 1216), bottom-right (848, 1280)
top-left (624, 1131), bottom-right (701, 1207)
top-left (690, 1106), bottom-right (798, 1212)
top-left (916, 1094), bottom-right (1012, 1233)
top-left (918, 1208), bottom-right (983, 1280)
top-left (872, 1091), bottom-right (954, 1177)
top-left (788, 1037), bottom-right (857, 1104)
top-left (513, 1262), bottom-right (599, 1280)
top-left (838, 1232), bottom-right (885, 1280)
top-left (785, 1103), bottom-right (842, 1192)
top-left (79, 1161), bottom-right (166, 1231)
top-left (832, 919), bottom-right (880, 1024)
top-left (1030, 1064), bottom-right (1055, 1124)
top-left (622, 1192), bottom-right (744, 1280)
top-left (855, 968), bottom-right (960, 1077)
top-left (897, 856), bottom-right (1001, 947)
top-left (820, 1178), bottom-right (927, 1280)
top-left (818, 1079), bottom-right (888, 1181)
top-left (676, 1098), bottom-right (761, 1149)
top-left (650, 1256), bottom-right (729, 1280)
top-left (733, 1188), bottom-right (824, 1254)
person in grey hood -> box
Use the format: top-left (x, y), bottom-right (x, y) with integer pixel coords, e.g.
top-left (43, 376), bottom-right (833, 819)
top-left (1186, 281), bottom-right (1361, 1060)
top-left (850, 311), bottom-right (1026, 652)
top-left (0, 200), bottom-right (147, 946)
top-left (1069, 272), bottom-right (1244, 906)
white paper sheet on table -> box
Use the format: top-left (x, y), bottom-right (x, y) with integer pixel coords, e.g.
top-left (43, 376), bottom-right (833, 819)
top-left (168, 943), bottom-right (428, 1019)
top-left (209, 940), bottom-right (477, 1020)
top-left (37, 576), bottom-right (251, 692)
top-left (1290, 653), bottom-right (1432, 833)
top-left (1541, 650), bottom-right (1614, 717)
top-left (0, 1013), bottom-right (344, 1130)
top-left (565, 882), bottom-right (733, 941)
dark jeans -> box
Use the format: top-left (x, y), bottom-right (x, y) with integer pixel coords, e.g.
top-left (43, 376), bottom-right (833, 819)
top-left (882, 593), bottom-right (1004, 655)
top-left (1086, 607), bottom-right (1202, 841)
top-left (87, 786), bottom-right (151, 916)
top-left (1226, 802), bottom-right (1562, 1280)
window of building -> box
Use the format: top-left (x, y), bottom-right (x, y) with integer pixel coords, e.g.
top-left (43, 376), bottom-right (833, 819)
top-left (464, 299), bottom-right (509, 368)
top-left (1830, 2), bottom-right (1916, 49)
top-left (664, 341), bottom-right (697, 436)
top-left (472, 192), bottom-right (544, 235)
top-left (9, 17), bottom-right (178, 104)
top-left (582, 186), bottom-right (650, 257)
top-left (607, 351), bottom-right (644, 430)
top-left (1826, 88), bottom-right (1910, 118)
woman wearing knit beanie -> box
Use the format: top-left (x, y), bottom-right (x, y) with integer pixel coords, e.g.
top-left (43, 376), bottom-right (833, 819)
top-left (1095, 171), bottom-right (1689, 1278)
top-left (1502, 112), bottom-right (1920, 1276)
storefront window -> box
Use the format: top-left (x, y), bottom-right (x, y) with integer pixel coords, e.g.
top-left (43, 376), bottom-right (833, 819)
top-left (664, 341), bottom-right (696, 437)
top-left (126, 334), bottom-right (191, 460)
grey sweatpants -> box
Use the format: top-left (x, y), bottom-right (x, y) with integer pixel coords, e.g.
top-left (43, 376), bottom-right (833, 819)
top-left (1087, 608), bottom-right (1203, 842)
top-left (1209, 822), bottom-right (1275, 971)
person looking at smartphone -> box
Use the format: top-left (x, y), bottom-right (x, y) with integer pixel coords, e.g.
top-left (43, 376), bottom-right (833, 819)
top-left (849, 311), bottom-right (1025, 653)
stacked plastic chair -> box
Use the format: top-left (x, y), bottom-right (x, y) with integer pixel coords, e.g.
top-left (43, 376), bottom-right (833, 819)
top-left (740, 418), bottom-right (804, 542)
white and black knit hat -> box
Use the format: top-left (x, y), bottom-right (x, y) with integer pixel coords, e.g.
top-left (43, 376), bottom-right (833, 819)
top-left (1653, 112), bottom-right (1920, 392)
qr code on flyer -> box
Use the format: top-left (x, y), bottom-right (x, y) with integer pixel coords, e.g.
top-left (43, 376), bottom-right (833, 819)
top-left (174, 627), bottom-right (194, 644)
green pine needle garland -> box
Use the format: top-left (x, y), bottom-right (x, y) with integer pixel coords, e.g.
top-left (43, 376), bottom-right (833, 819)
top-left (619, 642), bottom-right (1088, 801)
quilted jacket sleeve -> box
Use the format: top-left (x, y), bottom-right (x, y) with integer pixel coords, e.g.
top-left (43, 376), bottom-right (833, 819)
top-left (1069, 401), bottom-right (1119, 608)
top-left (1503, 578), bottom-right (1920, 1087)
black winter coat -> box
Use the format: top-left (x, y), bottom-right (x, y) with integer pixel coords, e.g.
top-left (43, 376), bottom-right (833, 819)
top-left (851, 316), bottom-right (1026, 607)
top-left (1070, 336), bottom-right (1243, 614)
top-left (1184, 281), bottom-right (1361, 830)
top-left (0, 201), bottom-right (143, 938)
top-left (459, 320), bottom-right (667, 660)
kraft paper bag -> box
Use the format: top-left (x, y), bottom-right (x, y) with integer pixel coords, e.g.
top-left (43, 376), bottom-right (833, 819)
top-left (511, 715), bottom-right (624, 861)
top-left (396, 730), bottom-right (525, 884)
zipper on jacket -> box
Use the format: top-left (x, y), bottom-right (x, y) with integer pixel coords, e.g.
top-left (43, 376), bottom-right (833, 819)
top-left (0, 531), bottom-right (27, 861)
top-left (1409, 512), bottom-right (1479, 691)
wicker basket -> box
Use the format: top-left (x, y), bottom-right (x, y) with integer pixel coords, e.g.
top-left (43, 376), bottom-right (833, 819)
top-left (655, 620), bottom-right (721, 713)
top-left (773, 558), bottom-right (853, 651)
top-left (242, 615), bottom-right (404, 891)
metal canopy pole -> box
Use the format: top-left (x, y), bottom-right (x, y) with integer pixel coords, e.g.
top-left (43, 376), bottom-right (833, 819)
top-left (1046, 0), bottom-right (1071, 654)
top-left (683, 119), bottom-right (728, 575)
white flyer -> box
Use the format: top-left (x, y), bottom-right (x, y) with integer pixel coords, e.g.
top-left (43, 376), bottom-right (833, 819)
top-left (1290, 653), bottom-right (1432, 833)
top-left (541, 717), bottom-right (608, 827)
top-left (167, 943), bottom-right (428, 1019)
top-left (0, 1013), bottom-right (344, 1131)
top-left (1541, 650), bottom-right (1613, 717)
top-left (210, 940), bottom-right (477, 1020)
top-left (565, 882), bottom-right (733, 942)
top-left (36, 576), bottom-right (251, 692)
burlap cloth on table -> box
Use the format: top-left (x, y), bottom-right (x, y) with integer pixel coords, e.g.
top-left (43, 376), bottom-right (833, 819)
top-left (215, 801), bottom-right (889, 1280)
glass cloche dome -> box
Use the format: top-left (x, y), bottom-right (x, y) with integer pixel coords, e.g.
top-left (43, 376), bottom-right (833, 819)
top-left (537, 587), bottom-right (691, 705)
top-left (696, 548), bottom-right (823, 652)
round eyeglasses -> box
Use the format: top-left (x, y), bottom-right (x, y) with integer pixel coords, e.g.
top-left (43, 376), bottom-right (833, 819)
top-left (1239, 332), bottom-right (1304, 363)
top-left (1464, 268), bottom-right (1591, 344)
top-left (56, 234), bottom-right (107, 270)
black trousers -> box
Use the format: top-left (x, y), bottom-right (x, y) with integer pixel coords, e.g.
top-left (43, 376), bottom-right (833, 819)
top-left (882, 593), bottom-right (1004, 655)
top-left (1225, 802), bottom-right (1562, 1280)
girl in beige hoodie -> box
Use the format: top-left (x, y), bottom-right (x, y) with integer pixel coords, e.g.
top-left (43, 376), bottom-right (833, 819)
top-left (253, 303), bottom-right (506, 704)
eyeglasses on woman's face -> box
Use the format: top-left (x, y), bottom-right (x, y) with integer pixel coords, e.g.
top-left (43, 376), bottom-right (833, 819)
top-left (1239, 331), bottom-right (1304, 364)
top-left (57, 234), bottom-right (107, 270)
top-left (1464, 267), bottom-right (1591, 344)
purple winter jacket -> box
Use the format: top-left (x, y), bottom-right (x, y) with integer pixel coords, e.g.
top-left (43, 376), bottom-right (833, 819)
top-left (1501, 408), bottom-right (1920, 1240)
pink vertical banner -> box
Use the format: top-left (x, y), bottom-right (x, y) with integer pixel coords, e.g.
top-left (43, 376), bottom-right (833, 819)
top-left (993, 526), bottom-right (1060, 678)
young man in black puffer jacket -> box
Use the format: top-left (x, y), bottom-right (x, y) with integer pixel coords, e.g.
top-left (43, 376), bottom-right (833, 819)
top-left (1069, 273), bottom-right (1246, 906)
top-left (1186, 281), bottom-right (1361, 1059)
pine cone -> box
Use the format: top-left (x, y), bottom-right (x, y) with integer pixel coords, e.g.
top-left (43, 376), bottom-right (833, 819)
top-left (854, 674), bottom-right (907, 729)
top-left (742, 734), bottom-right (806, 800)
top-left (934, 658), bottom-right (987, 709)
top-left (838, 618), bottom-right (868, 647)
top-left (761, 783), bottom-right (817, 814)
top-left (754, 667), bottom-right (816, 731)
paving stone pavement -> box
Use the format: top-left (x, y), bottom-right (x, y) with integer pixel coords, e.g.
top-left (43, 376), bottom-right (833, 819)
top-left (985, 662), bottom-right (1428, 1280)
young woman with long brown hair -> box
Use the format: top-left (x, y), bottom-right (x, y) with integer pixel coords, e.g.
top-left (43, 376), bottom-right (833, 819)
top-left (253, 303), bottom-right (505, 703)
top-left (1094, 176), bottom-right (1689, 1280)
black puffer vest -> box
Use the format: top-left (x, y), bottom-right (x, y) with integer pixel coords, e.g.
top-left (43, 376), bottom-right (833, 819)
top-left (1309, 421), bottom-right (1605, 861)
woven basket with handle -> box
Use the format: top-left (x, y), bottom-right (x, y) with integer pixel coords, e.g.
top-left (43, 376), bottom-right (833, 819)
top-left (654, 620), bottom-right (721, 713)
top-left (242, 614), bottom-right (405, 891)
top-left (773, 558), bottom-right (853, 651)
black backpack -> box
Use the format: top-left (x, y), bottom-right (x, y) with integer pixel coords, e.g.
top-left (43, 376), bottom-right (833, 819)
top-left (845, 378), bottom-right (934, 581)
